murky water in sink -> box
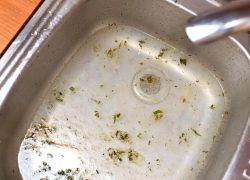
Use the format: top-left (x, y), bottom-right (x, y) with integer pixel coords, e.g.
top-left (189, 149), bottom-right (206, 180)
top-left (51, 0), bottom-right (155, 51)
top-left (18, 25), bottom-right (228, 180)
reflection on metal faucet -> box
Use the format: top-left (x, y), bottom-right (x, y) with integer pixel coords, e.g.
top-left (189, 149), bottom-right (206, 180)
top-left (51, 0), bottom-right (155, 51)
top-left (186, 0), bottom-right (250, 44)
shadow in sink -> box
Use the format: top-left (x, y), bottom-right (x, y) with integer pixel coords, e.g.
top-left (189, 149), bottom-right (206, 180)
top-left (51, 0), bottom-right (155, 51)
top-left (1, 0), bottom-right (250, 180)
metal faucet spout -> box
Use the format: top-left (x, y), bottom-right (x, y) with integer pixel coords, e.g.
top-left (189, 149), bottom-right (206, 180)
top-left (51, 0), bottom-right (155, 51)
top-left (186, 1), bottom-right (250, 44)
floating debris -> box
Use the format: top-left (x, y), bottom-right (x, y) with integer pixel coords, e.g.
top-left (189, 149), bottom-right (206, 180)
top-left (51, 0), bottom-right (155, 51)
top-left (106, 48), bottom-right (117, 58)
top-left (182, 98), bottom-right (186, 103)
top-left (180, 58), bottom-right (187, 66)
top-left (137, 133), bottom-right (142, 139)
top-left (210, 104), bottom-right (216, 110)
top-left (153, 110), bottom-right (164, 120)
top-left (25, 122), bottom-right (56, 140)
top-left (138, 40), bottom-right (145, 48)
top-left (91, 98), bottom-right (101, 105)
top-left (191, 128), bottom-right (201, 136)
top-left (128, 149), bottom-right (142, 162)
top-left (118, 40), bottom-right (127, 49)
top-left (53, 89), bottom-right (64, 102)
top-left (107, 148), bottom-right (126, 162)
top-left (179, 132), bottom-right (188, 144)
top-left (69, 86), bottom-right (76, 93)
top-left (113, 113), bottom-right (121, 123)
top-left (94, 110), bottom-right (100, 118)
top-left (115, 130), bottom-right (130, 142)
top-left (157, 48), bottom-right (168, 59)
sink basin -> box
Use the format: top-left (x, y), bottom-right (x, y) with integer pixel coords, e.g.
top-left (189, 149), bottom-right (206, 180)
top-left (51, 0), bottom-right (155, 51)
top-left (1, 0), bottom-right (250, 179)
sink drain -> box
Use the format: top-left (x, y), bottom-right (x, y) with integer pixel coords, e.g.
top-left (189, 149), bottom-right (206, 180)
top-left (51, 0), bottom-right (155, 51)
top-left (132, 67), bottom-right (170, 104)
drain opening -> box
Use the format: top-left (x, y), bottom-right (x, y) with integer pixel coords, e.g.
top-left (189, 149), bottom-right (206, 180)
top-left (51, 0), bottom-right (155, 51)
top-left (132, 67), bottom-right (170, 104)
top-left (139, 74), bottom-right (161, 95)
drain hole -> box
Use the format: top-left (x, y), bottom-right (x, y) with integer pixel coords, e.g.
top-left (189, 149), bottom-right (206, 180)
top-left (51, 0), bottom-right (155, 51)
top-left (132, 67), bottom-right (170, 104)
top-left (139, 74), bottom-right (161, 95)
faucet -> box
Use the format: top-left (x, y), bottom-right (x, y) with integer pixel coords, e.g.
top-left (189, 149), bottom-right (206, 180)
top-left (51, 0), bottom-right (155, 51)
top-left (185, 0), bottom-right (250, 44)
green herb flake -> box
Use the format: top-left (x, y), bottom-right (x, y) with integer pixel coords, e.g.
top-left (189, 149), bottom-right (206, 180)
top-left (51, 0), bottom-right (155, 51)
top-left (94, 110), bottom-right (100, 118)
top-left (91, 98), bottom-right (101, 104)
top-left (179, 132), bottom-right (188, 144)
top-left (57, 170), bottom-right (65, 175)
top-left (156, 158), bottom-right (160, 165)
top-left (113, 113), bottom-right (121, 123)
top-left (118, 40), bottom-right (127, 49)
top-left (157, 48), bottom-right (168, 59)
top-left (106, 48), bottom-right (117, 58)
top-left (128, 149), bottom-right (141, 162)
top-left (47, 102), bottom-right (53, 109)
top-left (180, 58), bottom-right (187, 66)
top-left (158, 52), bottom-right (164, 58)
top-left (99, 84), bottom-right (104, 88)
top-left (67, 176), bottom-right (73, 180)
top-left (40, 161), bottom-right (51, 172)
top-left (115, 130), bottom-right (130, 142)
top-left (148, 140), bottom-right (151, 145)
top-left (191, 128), bottom-right (201, 136)
top-left (147, 76), bottom-right (153, 83)
top-left (137, 133), bottom-right (142, 139)
top-left (69, 86), bottom-right (76, 93)
top-left (182, 98), bottom-right (186, 103)
top-left (53, 89), bottom-right (64, 102)
top-left (202, 150), bottom-right (209, 154)
top-left (25, 122), bottom-right (56, 140)
top-left (139, 78), bottom-right (145, 82)
top-left (48, 125), bottom-right (56, 133)
top-left (138, 40), bottom-right (145, 48)
top-left (65, 169), bottom-right (72, 173)
top-left (210, 104), bottom-right (215, 110)
top-left (153, 110), bottom-right (164, 120)
top-left (107, 148), bottom-right (125, 162)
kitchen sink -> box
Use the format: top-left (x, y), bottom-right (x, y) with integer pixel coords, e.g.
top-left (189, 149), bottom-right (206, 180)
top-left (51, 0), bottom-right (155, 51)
top-left (1, 0), bottom-right (250, 179)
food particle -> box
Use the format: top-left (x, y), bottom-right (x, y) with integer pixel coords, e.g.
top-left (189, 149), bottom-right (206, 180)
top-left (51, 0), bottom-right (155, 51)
top-left (210, 104), bottom-right (215, 110)
top-left (107, 148), bottom-right (125, 162)
top-left (91, 98), bottom-right (101, 104)
top-left (153, 110), bottom-right (164, 120)
top-left (138, 40), bottom-right (145, 48)
top-left (137, 133), bottom-right (142, 139)
top-left (179, 132), bottom-right (188, 144)
top-left (113, 113), bottom-right (121, 123)
top-left (53, 89), bottom-right (64, 102)
top-left (157, 48), bottom-right (168, 59)
top-left (115, 130), bottom-right (130, 142)
top-left (191, 128), bottom-right (201, 136)
top-left (180, 58), bottom-right (187, 66)
top-left (94, 110), bottom-right (100, 118)
top-left (107, 48), bottom-right (117, 58)
top-left (128, 149), bottom-right (142, 162)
